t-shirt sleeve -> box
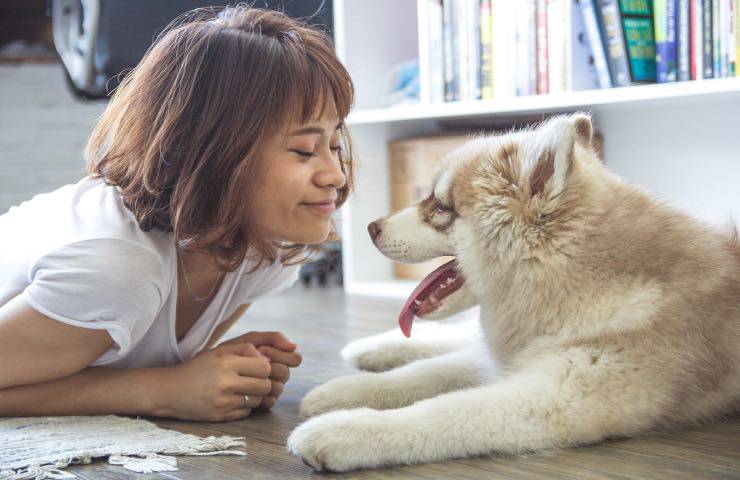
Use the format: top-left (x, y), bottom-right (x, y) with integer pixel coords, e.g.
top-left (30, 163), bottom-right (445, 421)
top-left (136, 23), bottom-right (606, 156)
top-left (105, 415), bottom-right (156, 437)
top-left (241, 261), bottom-right (300, 303)
top-left (22, 239), bottom-right (167, 363)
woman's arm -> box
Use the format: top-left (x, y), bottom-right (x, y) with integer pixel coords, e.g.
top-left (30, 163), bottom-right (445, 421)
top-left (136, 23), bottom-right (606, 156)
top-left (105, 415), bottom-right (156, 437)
top-left (0, 364), bottom-right (169, 417)
top-left (0, 295), bottom-right (272, 421)
top-left (0, 294), bottom-right (113, 390)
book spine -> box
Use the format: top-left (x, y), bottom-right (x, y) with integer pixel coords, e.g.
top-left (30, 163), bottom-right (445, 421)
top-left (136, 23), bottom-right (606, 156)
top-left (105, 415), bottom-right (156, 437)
top-left (443, 0), bottom-right (458, 100)
top-left (731, 0), bottom-right (737, 75)
top-left (480, 0), bottom-right (494, 99)
top-left (547, 0), bottom-right (566, 93)
top-left (713, 0), bottom-right (721, 75)
top-left (528, 0), bottom-right (539, 91)
top-left (665, 0), bottom-right (679, 81)
top-left (595, 0), bottom-right (632, 85)
top-left (536, 0), bottom-right (550, 93)
top-left (690, 0), bottom-right (704, 79)
top-left (454, 0), bottom-right (471, 100)
top-left (702, 0), bottom-right (714, 77)
top-left (719, 0), bottom-right (730, 78)
top-left (578, 0), bottom-right (613, 87)
top-left (677, 0), bottom-right (691, 79)
top-left (429, 0), bottom-right (446, 102)
top-left (468, 0), bottom-right (482, 99)
top-left (620, 0), bottom-right (657, 82)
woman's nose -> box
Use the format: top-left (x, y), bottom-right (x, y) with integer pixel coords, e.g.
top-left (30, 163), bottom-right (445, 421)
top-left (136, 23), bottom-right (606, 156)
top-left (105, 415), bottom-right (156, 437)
top-left (316, 152), bottom-right (346, 189)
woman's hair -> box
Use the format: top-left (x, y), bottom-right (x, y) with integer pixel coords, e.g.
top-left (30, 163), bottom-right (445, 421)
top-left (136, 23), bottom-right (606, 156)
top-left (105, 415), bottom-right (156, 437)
top-left (85, 5), bottom-right (354, 271)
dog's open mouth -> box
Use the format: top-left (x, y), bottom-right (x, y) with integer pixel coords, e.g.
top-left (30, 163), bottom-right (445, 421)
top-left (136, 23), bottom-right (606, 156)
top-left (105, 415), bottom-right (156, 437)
top-left (398, 259), bottom-right (465, 337)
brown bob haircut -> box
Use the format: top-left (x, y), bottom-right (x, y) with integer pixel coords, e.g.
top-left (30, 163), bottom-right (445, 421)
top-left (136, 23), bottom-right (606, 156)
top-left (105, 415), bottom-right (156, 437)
top-left (85, 5), bottom-right (354, 271)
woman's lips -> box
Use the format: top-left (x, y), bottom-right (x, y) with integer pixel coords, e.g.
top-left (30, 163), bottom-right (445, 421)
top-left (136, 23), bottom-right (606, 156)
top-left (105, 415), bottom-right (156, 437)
top-left (300, 201), bottom-right (336, 215)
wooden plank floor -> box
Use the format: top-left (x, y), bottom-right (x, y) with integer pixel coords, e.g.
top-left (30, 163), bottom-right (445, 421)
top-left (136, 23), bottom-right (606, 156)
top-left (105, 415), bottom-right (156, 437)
top-left (69, 285), bottom-right (739, 479)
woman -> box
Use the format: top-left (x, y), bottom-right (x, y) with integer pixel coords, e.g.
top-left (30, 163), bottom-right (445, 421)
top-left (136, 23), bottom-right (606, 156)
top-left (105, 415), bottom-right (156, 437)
top-left (0, 5), bottom-right (354, 422)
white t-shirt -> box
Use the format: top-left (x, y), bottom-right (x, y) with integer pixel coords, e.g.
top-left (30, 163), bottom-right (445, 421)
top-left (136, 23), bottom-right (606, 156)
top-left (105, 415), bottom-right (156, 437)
top-left (0, 177), bottom-right (299, 368)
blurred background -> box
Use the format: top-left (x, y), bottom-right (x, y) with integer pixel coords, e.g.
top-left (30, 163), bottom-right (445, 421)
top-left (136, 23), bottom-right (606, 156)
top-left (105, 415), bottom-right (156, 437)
top-left (1, 0), bottom-right (740, 300)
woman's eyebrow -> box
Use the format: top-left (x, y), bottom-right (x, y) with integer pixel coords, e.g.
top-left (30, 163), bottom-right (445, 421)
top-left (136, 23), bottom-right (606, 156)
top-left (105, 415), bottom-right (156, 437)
top-left (288, 122), bottom-right (343, 136)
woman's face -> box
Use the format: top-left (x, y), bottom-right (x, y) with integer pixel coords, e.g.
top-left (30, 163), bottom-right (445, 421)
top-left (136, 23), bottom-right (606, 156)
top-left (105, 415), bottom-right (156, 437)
top-left (252, 102), bottom-right (346, 245)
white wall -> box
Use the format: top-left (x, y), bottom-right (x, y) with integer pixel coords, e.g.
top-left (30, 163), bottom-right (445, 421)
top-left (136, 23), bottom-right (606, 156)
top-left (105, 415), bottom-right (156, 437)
top-left (597, 95), bottom-right (740, 226)
top-left (0, 64), bottom-right (106, 214)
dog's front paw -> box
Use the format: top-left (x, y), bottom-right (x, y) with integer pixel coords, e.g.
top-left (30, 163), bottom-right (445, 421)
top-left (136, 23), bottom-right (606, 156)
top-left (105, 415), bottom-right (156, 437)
top-left (341, 336), bottom-right (416, 372)
top-left (300, 373), bottom-right (377, 418)
top-left (287, 409), bottom-right (390, 472)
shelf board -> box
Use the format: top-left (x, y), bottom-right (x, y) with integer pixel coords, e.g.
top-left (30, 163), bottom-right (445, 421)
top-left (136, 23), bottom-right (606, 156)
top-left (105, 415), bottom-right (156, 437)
top-left (347, 78), bottom-right (740, 125)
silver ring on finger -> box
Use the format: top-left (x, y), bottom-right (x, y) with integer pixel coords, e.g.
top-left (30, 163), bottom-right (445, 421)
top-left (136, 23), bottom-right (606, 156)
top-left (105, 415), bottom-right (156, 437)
top-left (243, 394), bottom-right (250, 408)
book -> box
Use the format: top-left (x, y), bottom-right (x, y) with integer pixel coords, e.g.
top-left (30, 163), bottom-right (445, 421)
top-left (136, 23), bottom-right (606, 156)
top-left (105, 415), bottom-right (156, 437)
top-left (690, 0), bottom-right (704, 80)
top-left (570, 0), bottom-right (606, 89)
top-left (419, 0), bottom-right (445, 103)
top-left (620, 0), bottom-right (658, 82)
top-left (595, 0), bottom-right (632, 85)
top-left (443, 0), bottom-right (458, 101)
top-left (480, 0), bottom-right (494, 99)
top-left (577, 0), bottom-right (614, 87)
top-left (536, 0), bottom-right (550, 93)
top-left (492, 0), bottom-right (517, 97)
top-left (677, 0), bottom-right (691, 80)
top-left (731, 0), bottom-right (737, 75)
top-left (515, 0), bottom-right (537, 96)
top-left (548, 0), bottom-right (567, 93)
top-left (656, 0), bottom-right (679, 82)
top-left (712, 0), bottom-right (720, 76)
top-left (702, 0), bottom-right (714, 77)
top-left (466, 0), bottom-right (482, 99)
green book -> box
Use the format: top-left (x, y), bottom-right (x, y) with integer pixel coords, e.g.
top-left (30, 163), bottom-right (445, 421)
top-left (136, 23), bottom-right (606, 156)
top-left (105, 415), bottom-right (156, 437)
top-left (620, 0), bottom-right (657, 82)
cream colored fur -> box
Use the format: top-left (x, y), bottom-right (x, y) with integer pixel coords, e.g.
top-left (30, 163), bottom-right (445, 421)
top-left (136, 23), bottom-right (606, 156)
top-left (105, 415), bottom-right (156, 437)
top-left (287, 114), bottom-right (740, 472)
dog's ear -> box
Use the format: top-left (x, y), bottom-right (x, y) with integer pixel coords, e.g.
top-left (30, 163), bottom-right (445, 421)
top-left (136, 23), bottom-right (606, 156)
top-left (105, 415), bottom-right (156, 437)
top-left (527, 114), bottom-right (590, 197)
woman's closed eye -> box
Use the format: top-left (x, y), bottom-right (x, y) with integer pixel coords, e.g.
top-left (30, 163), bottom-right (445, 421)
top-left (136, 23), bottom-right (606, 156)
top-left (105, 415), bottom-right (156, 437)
top-left (289, 145), bottom-right (342, 159)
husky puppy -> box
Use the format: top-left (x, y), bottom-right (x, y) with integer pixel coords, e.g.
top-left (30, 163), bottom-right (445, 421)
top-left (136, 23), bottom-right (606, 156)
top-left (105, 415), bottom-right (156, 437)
top-left (287, 114), bottom-right (740, 472)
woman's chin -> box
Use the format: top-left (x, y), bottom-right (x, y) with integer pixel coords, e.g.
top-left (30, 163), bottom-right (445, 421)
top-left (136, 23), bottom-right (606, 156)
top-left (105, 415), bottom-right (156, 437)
top-left (286, 227), bottom-right (332, 245)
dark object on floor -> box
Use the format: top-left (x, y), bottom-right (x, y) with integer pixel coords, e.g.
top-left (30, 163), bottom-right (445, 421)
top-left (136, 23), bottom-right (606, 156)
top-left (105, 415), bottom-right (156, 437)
top-left (299, 242), bottom-right (342, 287)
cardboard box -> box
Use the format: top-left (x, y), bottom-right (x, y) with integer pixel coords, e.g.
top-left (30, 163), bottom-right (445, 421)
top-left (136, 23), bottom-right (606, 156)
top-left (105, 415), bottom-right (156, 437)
top-left (388, 134), bottom-right (469, 280)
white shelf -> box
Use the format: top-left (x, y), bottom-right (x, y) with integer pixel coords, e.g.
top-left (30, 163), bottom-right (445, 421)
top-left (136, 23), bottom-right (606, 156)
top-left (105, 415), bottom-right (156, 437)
top-left (334, 0), bottom-right (740, 298)
top-left (348, 78), bottom-right (740, 125)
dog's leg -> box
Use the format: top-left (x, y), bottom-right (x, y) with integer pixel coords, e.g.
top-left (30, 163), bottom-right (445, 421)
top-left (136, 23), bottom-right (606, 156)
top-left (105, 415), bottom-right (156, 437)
top-left (289, 348), bottom-right (666, 472)
top-left (300, 340), bottom-right (493, 418)
top-left (341, 318), bottom-right (481, 372)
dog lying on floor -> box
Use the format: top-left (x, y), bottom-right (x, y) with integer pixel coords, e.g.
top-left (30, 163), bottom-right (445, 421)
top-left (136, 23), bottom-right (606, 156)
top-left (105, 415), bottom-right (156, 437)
top-left (287, 113), bottom-right (740, 472)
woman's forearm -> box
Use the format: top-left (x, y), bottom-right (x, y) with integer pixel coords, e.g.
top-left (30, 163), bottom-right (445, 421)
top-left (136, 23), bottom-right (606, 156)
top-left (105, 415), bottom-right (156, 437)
top-left (0, 365), bottom-right (173, 417)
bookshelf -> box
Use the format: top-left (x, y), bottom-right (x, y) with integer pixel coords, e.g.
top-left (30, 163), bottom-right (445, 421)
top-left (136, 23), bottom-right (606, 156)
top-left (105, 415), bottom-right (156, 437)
top-left (333, 0), bottom-right (740, 298)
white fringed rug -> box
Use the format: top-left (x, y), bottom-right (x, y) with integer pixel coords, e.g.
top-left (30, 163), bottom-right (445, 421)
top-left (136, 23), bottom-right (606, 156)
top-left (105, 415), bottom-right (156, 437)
top-left (0, 415), bottom-right (246, 480)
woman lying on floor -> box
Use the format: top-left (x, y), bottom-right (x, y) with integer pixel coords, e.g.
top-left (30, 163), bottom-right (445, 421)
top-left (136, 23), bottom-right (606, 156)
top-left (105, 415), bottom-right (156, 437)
top-left (0, 5), bottom-right (354, 422)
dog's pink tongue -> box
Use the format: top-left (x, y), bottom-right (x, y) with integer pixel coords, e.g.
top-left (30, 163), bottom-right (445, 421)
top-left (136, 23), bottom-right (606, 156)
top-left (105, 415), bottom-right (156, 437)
top-left (398, 260), bottom-right (458, 337)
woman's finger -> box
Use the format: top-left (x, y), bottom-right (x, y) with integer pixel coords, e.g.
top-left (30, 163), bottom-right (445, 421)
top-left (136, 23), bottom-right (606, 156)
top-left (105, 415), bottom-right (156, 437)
top-left (261, 396), bottom-right (276, 410)
top-left (269, 363), bottom-right (290, 383)
top-left (231, 375), bottom-right (273, 396)
top-left (269, 379), bottom-right (284, 398)
top-left (229, 355), bottom-right (272, 378)
top-left (258, 346), bottom-right (302, 367)
top-left (222, 408), bottom-right (253, 421)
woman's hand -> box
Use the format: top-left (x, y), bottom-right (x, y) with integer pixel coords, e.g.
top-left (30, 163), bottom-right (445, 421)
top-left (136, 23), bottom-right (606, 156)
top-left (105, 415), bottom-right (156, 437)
top-left (157, 342), bottom-right (272, 422)
top-left (218, 331), bottom-right (302, 410)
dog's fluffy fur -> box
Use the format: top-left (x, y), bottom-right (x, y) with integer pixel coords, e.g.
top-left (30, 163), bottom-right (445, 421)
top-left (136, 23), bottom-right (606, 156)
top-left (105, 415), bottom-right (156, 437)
top-left (287, 114), bottom-right (740, 472)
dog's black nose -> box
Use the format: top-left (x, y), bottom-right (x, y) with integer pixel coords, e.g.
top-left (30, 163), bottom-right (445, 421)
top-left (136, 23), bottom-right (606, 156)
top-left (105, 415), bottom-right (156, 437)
top-left (368, 221), bottom-right (382, 242)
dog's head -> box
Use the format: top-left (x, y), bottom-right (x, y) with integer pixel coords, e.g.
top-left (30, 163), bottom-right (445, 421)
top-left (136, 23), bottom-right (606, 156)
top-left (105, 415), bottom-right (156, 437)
top-left (369, 113), bottom-right (601, 336)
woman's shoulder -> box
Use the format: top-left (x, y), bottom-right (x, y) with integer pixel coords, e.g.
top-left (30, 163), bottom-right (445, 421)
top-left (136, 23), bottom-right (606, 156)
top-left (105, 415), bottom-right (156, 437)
top-left (1, 177), bottom-right (174, 269)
